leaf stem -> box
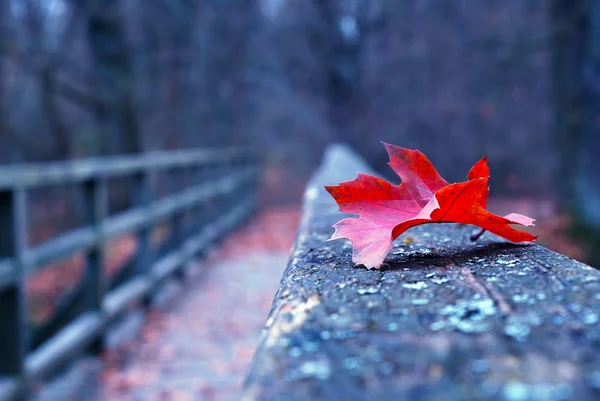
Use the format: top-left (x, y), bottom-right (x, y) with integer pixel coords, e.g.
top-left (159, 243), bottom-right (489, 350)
top-left (470, 228), bottom-right (486, 241)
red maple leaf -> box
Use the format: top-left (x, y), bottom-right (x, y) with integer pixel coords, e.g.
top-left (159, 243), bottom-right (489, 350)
top-left (325, 143), bottom-right (536, 269)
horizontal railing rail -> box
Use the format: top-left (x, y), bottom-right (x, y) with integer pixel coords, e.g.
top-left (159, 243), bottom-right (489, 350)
top-left (0, 148), bottom-right (251, 189)
top-left (0, 169), bottom-right (256, 289)
top-left (0, 148), bottom-right (260, 401)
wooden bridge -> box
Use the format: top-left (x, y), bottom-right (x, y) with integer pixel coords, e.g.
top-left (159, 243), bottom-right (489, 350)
top-left (1, 146), bottom-right (600, 401)
top-left (0, 149), bottom-right (259, 400)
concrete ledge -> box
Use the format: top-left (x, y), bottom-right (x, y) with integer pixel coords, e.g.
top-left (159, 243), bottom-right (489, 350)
top-left (244, 145), bottom-right (600, 401)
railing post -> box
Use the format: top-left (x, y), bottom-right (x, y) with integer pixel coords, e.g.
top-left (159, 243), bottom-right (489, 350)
top-left (198, 162), bottom-right (213, 227)
top-left (169, 168), bottom-right (185, 280)
top-left (227, 154), bottom-right (244, 225)
top-left (188, 166), bottom-right (198, 234)
top-left (192, 165), bottom-right (208, 260)
top-left (0, 188), bottom-right (29, 382)
top-left (219, 157), bottom-right (234, 218)
top-left (84, 176), bottom-right (108, 354)
top-left (133, 169), bottom-right (154, 305)
top-left (186, 165), bottom-right (201, 238)
top-left (249, 153), bottom-right (261, 215)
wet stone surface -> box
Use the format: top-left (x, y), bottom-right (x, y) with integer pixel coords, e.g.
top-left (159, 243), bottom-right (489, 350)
top-left (244, 145), bottom-right (600, 401)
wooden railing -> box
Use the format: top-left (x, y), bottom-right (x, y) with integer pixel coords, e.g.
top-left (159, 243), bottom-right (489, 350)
top-left (244, 145), bottom-right (600, 401)
top-left (0, 149), bottom-right (259, 400)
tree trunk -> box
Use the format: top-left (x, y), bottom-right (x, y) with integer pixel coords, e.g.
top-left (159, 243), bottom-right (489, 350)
top-left (0, 0), bottom-right (23, 163)
top-left (82, 0), bottom-right (142, 155)
top-left (0, 0), bottom-right (10, 162)
top-left (551, 0), bottom-right (600, 265)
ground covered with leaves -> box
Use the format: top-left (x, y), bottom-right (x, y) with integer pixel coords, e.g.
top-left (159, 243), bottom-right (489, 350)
top-left (32, 206), bottom-right (300, 401)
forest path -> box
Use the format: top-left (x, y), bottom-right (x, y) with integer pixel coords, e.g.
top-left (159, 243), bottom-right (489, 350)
top-left (33, 207), bottom-right (300, 401)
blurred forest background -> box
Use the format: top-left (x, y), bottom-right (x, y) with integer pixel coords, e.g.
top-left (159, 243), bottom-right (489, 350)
top-left (0, 0), bottom-right (599, 263)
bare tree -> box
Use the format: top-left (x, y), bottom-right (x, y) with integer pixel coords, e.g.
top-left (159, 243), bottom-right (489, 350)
top-left (24, 0), bottom-right (73, 159)
top-left (551, 0), bottom-right (600, 261)
top-left (77, 0), bottom-right (142, 155)
top-left (0, 0), bottom-right (13, 161)
top-left (0, 0), bottom-right (576, 206)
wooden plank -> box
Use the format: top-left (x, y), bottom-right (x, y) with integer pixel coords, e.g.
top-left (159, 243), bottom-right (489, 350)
top-left (84, 177), bottom-right (108, 313)
top-left (1, 169), bottom-right (256, 275)
top-left (0, 379), bottom-right (19, 401)
top-left (26, 312), bottom-right (103, 380)
top-left (170, 167), bottom-right (190, 280)
top-left (244, 145), bottom-right (600, 401)
top-left (0, 259), bottom-right (15, 290)
top-left (133, 170), bottom-right (154, 282)
top-left (84, 176), bottom-right (109, 354)
top-left (102, 169), bottom-right (254, 238)
top-left (27, 226), bottom-right (97, 268)
top-left (103, 277), bottom-right (152, 321)
top-left (0, 148), bottom-right (252, 190)
top-left (0, 149), bottom-right (260, 401)
top-left (25, 171), bottom-right (257, 348)
top-left (0, 196), bottom-right (256, 401)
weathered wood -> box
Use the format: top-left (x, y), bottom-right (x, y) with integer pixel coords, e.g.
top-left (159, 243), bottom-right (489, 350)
top-left (0, 189), bottom-right (28, 379)
top-left (31, 236), bottom-right (174, 350)
top-left (26, 170), bottom-right (257, 347)
top-left (0, 148), bottom-right (250, 190)
top-left (133, 170), bottom-right (154, 284)
top-left (28, 168), bottom-right (256, 350)
top-left (26, 198), bottom-right (255, 382)
top-left (0, 259), bottom-right (14, 290)
top-left (0, 169), bottom-right (256, 285)
top-left (84, 177), bottom-right (108, 354)
top-left (244, 145), bottom-right (600, 401)
top-left (0, 196), bottom-right (256, 401)
top-left (169, 168), bottom-right (186, 281)
top-left (0, 147), bottom-right (260, 401)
